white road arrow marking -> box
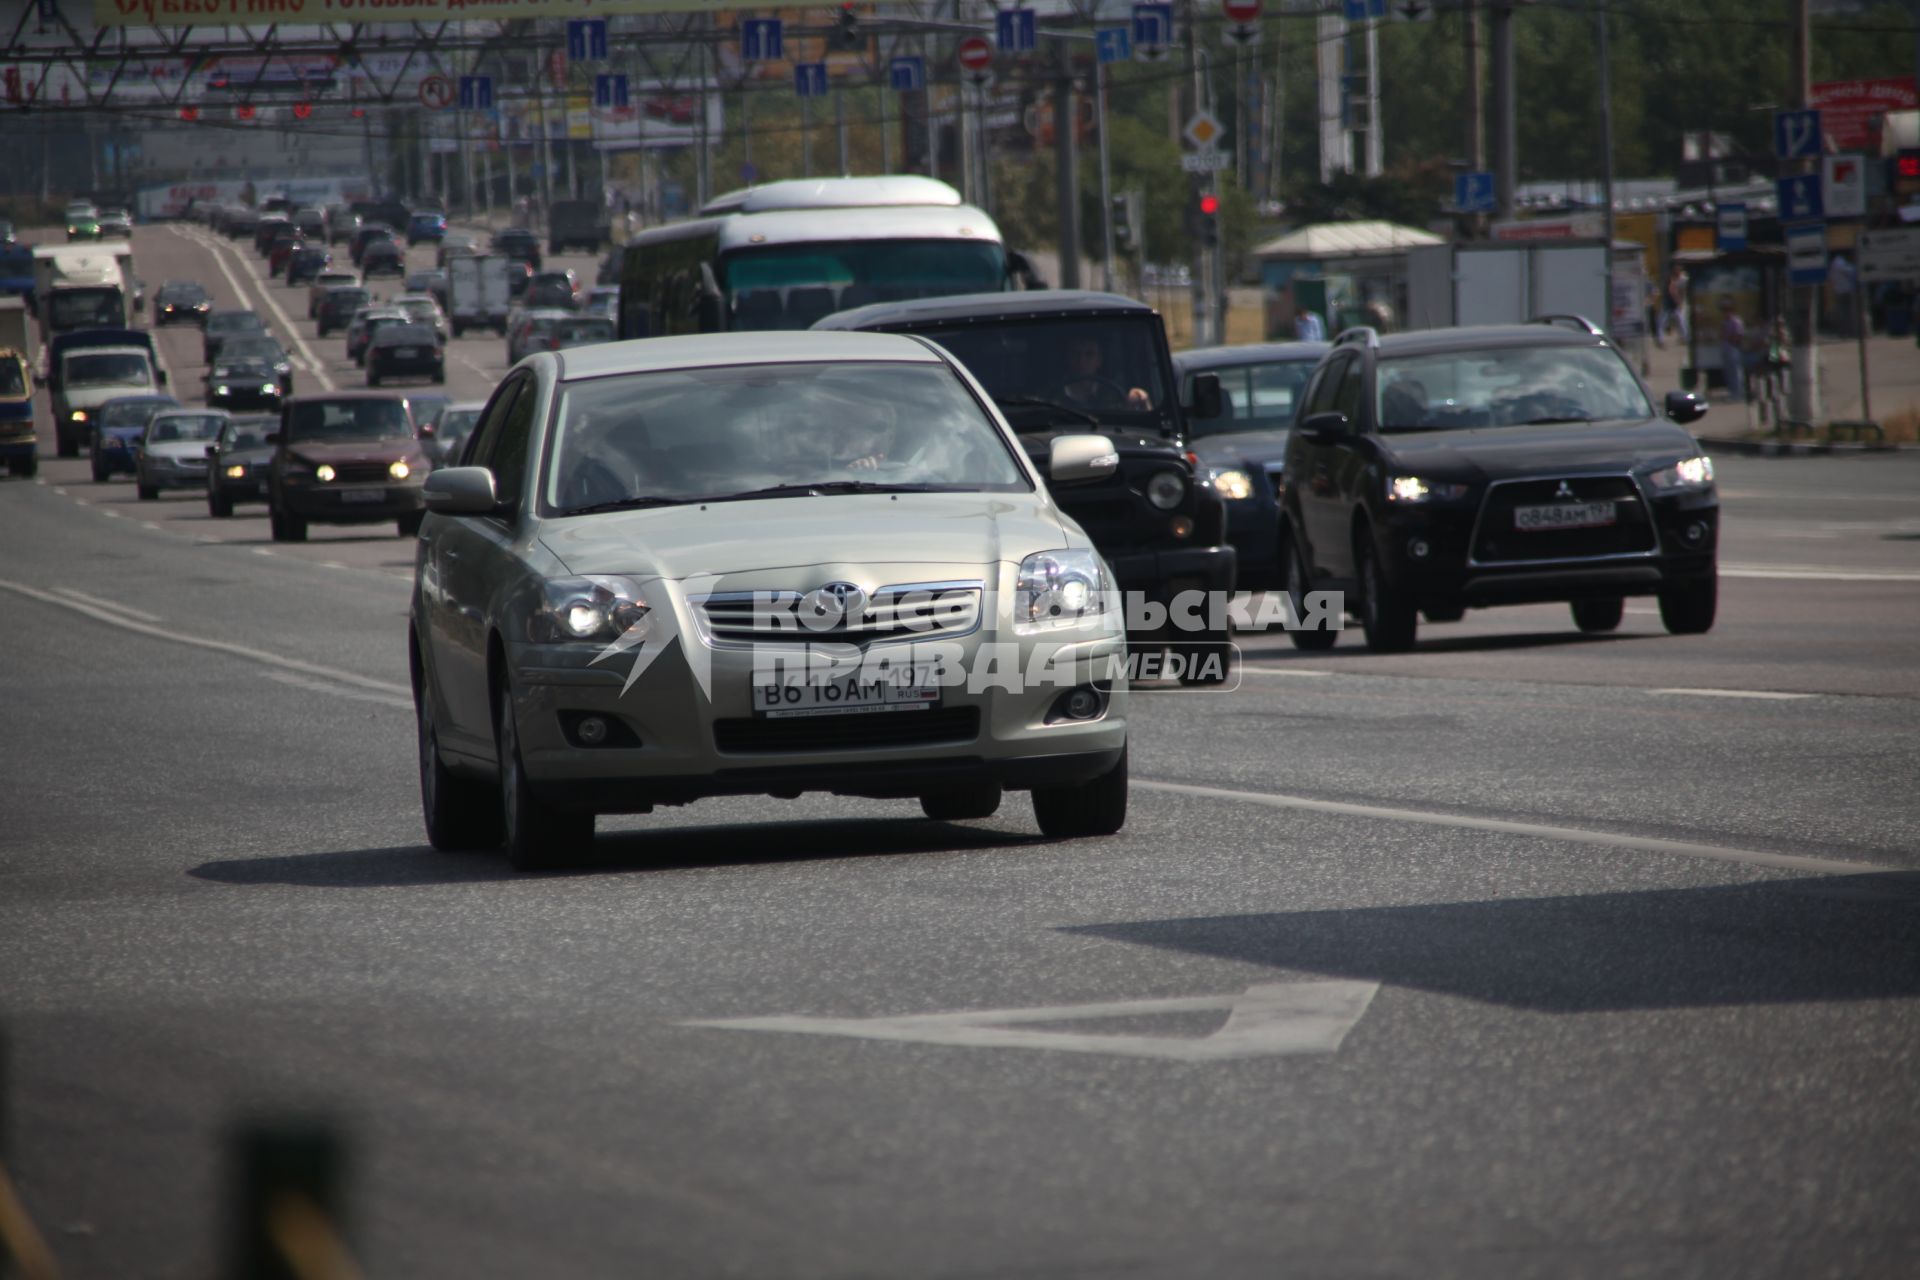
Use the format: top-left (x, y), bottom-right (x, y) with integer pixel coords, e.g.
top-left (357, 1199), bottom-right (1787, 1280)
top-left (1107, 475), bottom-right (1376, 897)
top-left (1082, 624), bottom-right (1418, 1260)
top-left (683, 982), bottom-right (1380, 1062)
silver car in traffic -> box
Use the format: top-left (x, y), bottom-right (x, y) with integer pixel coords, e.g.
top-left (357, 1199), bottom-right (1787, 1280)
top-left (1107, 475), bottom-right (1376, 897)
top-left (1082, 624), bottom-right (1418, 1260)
top-left (410, 331), bottom-right (1131, 870)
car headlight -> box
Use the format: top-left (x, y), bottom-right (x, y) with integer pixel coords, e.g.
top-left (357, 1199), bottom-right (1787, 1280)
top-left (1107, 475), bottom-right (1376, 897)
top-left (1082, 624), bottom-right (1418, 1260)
top-left (225, 464), bottom-right (247, 478)
top-left (261, 384), bottom-right (278, 396)
top-left (1015, 548), bottom-right (1111, 634)
top-left (1387, 475), bottom-right (1470, 503)
top-left (215, 386), bottom-right (230, 397)
top-left (315, 464), bottom-right (336, 482)
top-left (530, 576), bottom-right (651, 644)
top-left (1646, 455), bottom-right (1714, 492)
top-left (389, 460), bottom-right (411, 480)
top-left (70, 410), bottom-right (88, 422)
top-left (1207, 467), bottom-right (1254, 501)
top-left (1145, 470), bottom-right (1187, 510)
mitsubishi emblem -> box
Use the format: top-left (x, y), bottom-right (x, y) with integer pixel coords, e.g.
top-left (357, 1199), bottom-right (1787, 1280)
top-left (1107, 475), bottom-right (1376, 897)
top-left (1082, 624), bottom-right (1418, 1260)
top-left (1554, 480), bottom-right (1575, 499)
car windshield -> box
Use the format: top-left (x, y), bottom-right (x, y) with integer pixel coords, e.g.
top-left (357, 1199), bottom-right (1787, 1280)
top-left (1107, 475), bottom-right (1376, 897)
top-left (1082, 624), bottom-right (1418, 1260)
top-left (1375, 345), bottom-right (1654, 431)
top-left (1189, 359), bottom-right (1316, 436)
top-left (66, 353), bottom-right (151, 387)
top-left (100, 400), bottom-right (169, 428)
top-left (210, 314), bottom-right (263, 335)
top-left (378, 324), bottom-right (435, 345)
top-left (439, 408), bottom-right (481, 438)
top-left (149, 414), bottom-right (223, 442)
top-left (49, 291), bottom-right (122, 329)
top-left (225, 423), bottom-right (270, 449)
top-left (399, 301), bottom-right (439, 322)
top-left (220, 339), bottom-right (285, 363)
top-left (328, 290), bottom-right (371, 310)
top-left (720, 240), bottom-right (1007, 330)
top-left (544, 361), bottom-right (1028, 513)
top-left (367, 316), bottom-right (408, 336)
top-left (160, 283), bottom-right (207, 303)
top-left (910, 316), bottom-right (1173, 424)
top-left (0, 358), bottom-right (26, 396)
top-left (287, 399), bottom-right (411, 442)
top-left (556, 318), bottom-right (614, 346)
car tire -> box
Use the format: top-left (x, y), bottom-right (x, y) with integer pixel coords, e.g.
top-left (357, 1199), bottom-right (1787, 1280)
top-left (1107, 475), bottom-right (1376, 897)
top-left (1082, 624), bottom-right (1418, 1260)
top-left (1284, 532), bottom-right (1340, 651)
top-left (1032, 745), bottom-right (1128, 839)
top-left (209, 489), bottom-right (233, 518)
top-left (367, 370), bottom-right (381, 387)
top-left (497, 682), bottom-right (593, 871)
top-left (57, 435), bottom-right (77, 459)
top-left (1358, 537), bottom-right (1418, 653)
top-left (431, 367), bottom-right (444, 385)
top-left (396, 511), bottom-right (424, 538)
top-left (270, 507), bottom-right (307, 543)
top-left (1658, 574), bottom-right (1717, 635)
top-left (920, 783), bottom-right (1004, 822)
top-left (1571, 597), bottom-right (1625, 633)
top-left (417, 690), bottom-right (504, 852)
top-left (137, 480), bottom-right (157, 501)
top-left (1423, 603), bottom-right (1466, 623)
top-left (91, 460), bottom-right (108, 483)
top-left (10, 455), bottom-right (36, 478)
top-left (451, 321), bottom-right (464, 339)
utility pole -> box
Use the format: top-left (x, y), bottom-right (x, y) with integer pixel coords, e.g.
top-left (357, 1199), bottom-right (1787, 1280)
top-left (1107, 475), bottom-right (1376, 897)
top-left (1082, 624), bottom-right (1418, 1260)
top-left (1096, 41), bottom-right (1116, 292)
top-left (836, 84), bottom-right (849, 174)
top-left (1052, 37), bottom-right (1081, 289)
top-left (1788, 0), bottom-right (1819, 425)
top-left (1464, 0), bottom-right (1484, 170)
top-left (1490, 0), bottom-right (1516, 219)
top-left (1363, 16), bottom-right (1382, 176)
top-left (1595, 0), bottom-right (1616, 336)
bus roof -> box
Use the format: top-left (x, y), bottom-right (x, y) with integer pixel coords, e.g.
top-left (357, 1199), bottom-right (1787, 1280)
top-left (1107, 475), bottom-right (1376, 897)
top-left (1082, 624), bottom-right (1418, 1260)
top-left (700, 175), bottom-right (965, 216)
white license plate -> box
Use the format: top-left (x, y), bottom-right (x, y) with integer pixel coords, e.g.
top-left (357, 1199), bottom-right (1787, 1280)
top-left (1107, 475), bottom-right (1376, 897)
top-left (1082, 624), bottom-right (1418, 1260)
top-left (338, 487), bottom-right (387, 504)
top-left (1515, 501), bottom-right (1615, 531)
top-left (752, 670), bottom-right (940, 718)
top-left (393, 347), bottom-right (419, 358)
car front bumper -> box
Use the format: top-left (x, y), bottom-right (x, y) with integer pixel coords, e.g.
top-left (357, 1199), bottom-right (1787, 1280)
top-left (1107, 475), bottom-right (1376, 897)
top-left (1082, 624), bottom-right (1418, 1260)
top-left (143, 461), bottom-right (210, 490)
top-left (280, 480), bottom-right (426, 523)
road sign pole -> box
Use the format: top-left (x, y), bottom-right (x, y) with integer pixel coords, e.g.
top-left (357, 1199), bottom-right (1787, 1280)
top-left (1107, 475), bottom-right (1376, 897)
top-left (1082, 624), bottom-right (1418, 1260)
top-left (803, 91), bottom-right (814, 179)
top-left (1096, 56), bottom-right (1115, 293)
top-left (1053, 36), bottom-right (1081, 289)
top-left (1788, 0), bottom-right (1819, 427)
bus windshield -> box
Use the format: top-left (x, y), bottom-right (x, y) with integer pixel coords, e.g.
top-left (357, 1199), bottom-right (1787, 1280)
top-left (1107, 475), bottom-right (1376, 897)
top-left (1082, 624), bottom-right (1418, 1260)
top-left (720, 239), bottom-right (1006, 331)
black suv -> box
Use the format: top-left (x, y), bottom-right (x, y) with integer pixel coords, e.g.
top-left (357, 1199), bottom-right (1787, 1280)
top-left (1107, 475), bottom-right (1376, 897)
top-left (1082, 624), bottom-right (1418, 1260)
top-left (1280, 319), bottom-right (1718, 653)
top-left (817, 291), bottom-right (1236, 682)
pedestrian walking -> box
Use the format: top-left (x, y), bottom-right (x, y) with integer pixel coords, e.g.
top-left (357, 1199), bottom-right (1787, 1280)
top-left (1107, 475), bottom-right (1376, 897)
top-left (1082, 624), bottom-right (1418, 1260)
top-left (1827, 250), bottom-right (1858, 338)
top-left (1294, 307), bottom-right (1326, 342)
top-left (1658, 262), bottom-right (1690, 348)
top-left (1717, 297), bottom-right (1746, 403)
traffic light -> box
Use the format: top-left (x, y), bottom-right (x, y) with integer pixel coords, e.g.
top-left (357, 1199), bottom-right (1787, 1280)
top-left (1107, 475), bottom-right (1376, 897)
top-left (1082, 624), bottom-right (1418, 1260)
top-left (829, 3), bottom-right (863, 51)
top-left (1197, 192), bottom-right (1220, 248)
top-left (1111, 194), bottom-right (1135, 252)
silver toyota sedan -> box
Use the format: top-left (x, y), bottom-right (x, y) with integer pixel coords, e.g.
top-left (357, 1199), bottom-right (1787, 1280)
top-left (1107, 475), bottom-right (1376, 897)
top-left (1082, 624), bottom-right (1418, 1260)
top-left (410, 331), bottom-right (1131, 870)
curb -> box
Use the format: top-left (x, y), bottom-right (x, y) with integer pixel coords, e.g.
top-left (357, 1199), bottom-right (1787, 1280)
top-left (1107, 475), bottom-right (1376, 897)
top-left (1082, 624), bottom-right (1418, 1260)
top-left (1695, 434), bottom-right (1910, 458)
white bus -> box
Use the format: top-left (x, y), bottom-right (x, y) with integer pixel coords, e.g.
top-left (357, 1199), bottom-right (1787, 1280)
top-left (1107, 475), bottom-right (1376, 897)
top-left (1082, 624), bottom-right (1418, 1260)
top-left (616, 176), bottom-right (1038, 340)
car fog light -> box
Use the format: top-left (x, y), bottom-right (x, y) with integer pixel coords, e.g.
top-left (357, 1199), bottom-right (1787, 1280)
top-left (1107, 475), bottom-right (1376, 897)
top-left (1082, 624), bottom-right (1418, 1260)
top-left (315, 464), bottom-right (336, 482)
top-left (225, 464), bottom-right (247, 479)
top-left (389, 459), bottom-right (411, 480)
top-left (1065, 689), bottom-right (1101, 719)
top-left (1408, 537), bottom-right (1431, 559)
top-left (1684, 521), bottom-right (1707, 544)
top-left (576, 716), bottom-right (608, 745)
top-left (1169, 515), bottom-right (1194, 539)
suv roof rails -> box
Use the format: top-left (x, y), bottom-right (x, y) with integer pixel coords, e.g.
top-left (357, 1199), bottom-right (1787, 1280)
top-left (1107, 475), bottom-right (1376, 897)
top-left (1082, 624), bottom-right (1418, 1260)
top-left (1532, 314), bottom-right (1605, 335)
top-left (1331, 325), bottom-right (1379, 349)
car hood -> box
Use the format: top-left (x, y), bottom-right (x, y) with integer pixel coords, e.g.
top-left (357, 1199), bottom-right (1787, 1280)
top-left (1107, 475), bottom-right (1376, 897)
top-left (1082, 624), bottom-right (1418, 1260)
top-left (96, 423), bottom-right (148, 442)
top-left (1189, 429), bottom-right (1292, 469)
top-left (66, 385), bottom-right (158, 411)
top-left (286, 440), bottom-right (427, 467)
top-left (147, 440), bottom-right (214, 462)
top-left (1378, 419), bottom-right (1703, 482)
top-left (222, 444), bottom-right (277, 466)
top-left (213, 363), bottom-right (281, 382)
top-left (539, 491), bottom-right (1074, 580)
top-left (1013, 426), bottom-right (1183, 461)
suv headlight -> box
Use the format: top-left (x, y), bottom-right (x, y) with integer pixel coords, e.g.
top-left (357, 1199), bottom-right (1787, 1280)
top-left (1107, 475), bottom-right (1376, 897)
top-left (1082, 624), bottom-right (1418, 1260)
top-left (1207, 467), bottom-right (1254, 501)
top-left (1646, 455), bottom-right (1714, 492)
top-left (1387, 475), bottom-right (1470, 503)
top-left (530, 576), bottom-right (651, 644)
top-left (1145, 470), bottom-right (1187, 510)
top-left (1015, 549), bottom-right (1111, 634)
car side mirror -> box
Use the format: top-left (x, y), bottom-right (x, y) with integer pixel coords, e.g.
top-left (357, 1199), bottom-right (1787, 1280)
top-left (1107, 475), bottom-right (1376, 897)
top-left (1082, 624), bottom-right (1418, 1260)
top-left (204, 444), bottom-right (217, 459)
top-left (1185, 372), bottom-right (1224, 421)
top-left (155, 369), bottom-right (168, 386)
top-left (1665, 390), bottom-right (1708, 424)
top-left (418, 422), bottom-right (436, 438)
top-left (1048, 434), bottom-right (1122, 485)
top-left (1296, 411), bottom-right (1349, 444)
top-left (1005, 250), bottom-right (1047, 291)
top-left (423, 466), bottom-right (502, 515)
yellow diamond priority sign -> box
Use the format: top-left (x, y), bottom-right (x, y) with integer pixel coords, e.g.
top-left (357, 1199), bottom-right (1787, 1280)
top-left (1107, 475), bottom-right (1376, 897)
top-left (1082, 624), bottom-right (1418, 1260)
top-left (1183, 110), bottom-right (1225, 150)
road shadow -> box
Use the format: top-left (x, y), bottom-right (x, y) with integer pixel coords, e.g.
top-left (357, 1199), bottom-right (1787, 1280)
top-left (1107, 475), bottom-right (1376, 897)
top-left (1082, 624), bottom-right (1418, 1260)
top-left (189, 817), bottom-right (1049, 888)
top-left (1234, 628), bottom-right (1655, 663)
top-left (1064, 873), bottom-right (1920, 1013)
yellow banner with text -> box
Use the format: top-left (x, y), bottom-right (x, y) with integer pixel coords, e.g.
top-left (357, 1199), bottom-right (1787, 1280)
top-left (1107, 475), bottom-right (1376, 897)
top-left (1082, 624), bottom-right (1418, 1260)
top-left (95, 0), bottom-right (772, 28)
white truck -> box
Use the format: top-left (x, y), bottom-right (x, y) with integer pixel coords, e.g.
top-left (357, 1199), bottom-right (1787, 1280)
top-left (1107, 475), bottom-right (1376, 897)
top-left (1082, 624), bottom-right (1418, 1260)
top-left (31, 244), bottom-right (139, 339)
top-left (447, 254), bottom-right (512, 337)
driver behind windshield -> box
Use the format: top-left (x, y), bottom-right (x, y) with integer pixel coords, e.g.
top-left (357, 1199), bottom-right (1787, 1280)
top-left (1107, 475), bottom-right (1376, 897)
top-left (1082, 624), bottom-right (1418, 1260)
top-left (1060, 335), bottom-right (1150, 412)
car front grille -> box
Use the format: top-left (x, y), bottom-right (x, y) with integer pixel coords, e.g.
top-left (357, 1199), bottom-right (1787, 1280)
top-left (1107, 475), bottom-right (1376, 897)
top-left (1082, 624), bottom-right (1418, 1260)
top-left (326, 462), bottom-right (397, 484)
top-left (695, 583), bottom-right (982, 648)
top-left (1469, 475), bottom-right (1657, 565)
top-left (713, 706), bottom-right (980, 755)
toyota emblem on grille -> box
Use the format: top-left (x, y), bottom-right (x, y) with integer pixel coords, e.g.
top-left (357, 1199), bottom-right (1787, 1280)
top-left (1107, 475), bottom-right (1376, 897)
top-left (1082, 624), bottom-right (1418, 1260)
top-left (1554, 480), bottom-right (1575, 499)
top-left (801, 581), bottom-right (867, 623)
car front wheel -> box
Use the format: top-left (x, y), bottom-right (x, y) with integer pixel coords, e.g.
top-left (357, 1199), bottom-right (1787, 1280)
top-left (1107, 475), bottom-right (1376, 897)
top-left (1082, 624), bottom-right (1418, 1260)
top-left (1658, 575), bottom-right (1717, 635)
top-left (497, 682), bottom-right (593, 871)
top-left (1571, 597), bottom-right (1625, 633)
top-left (1358, 538), bottom-right (1418, 653)
top-left (1285, 533), bottom-right (1339, 651)
top-left (921, 782), bottom-right (1003, 822)
top-left (418, 684), bottom-right (504, 852)
top-left (1031, 746), bottom-right (1128, 838)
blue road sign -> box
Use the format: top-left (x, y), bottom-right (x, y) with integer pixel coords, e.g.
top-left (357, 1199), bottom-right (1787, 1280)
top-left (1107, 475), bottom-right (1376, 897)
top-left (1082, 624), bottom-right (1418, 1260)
top-left (740, 18), bottom-right (783, 63)
top-left (1096, 27), bottom-right (1132, 64)
top-left (594, 74), bottom-right (628, 109)
top-left (566, 19), bottom-right (608, 62)
top-left (889, 55), bottom-right (926, 93)
top-left (1344, 0), bottom-right (1387, 20)
top-left (1784, 221), bottom-right (1828, 285)
top-left (1773, 108), bottom-right (1823, 161)
top-left (1132, 3), bottom-right (1174, 49)
top-left (37, 0), bottom-right (57, 21)
top-left (996, 8), bottom-right (1036, 53)
top-left (1777, 172), bottom-right (1824, 223)
top-left (458, 75), bottom-right (493, 111)
top-left (1454, 171), bottom-right (1495, 213)
top-left (793, 62), bottom-right (828, 99)
top-left (1715, 202), bottom-right (1748, 252)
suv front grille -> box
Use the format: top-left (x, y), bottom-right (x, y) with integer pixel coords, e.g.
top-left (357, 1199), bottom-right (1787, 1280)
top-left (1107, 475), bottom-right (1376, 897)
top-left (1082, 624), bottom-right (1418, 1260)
top-left (714, 706), bottom-right (979, 754)
top-left (1470, 475), bottom-right (1657, 564)
top-left (327, 461), bottom-right (398, 484)
top-left (695, 583), bottom-right (981, 648)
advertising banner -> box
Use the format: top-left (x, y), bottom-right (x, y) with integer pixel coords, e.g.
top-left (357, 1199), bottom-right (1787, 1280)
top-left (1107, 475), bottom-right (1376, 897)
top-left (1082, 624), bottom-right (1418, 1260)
top-left (97, 0), bottom-right (779, 29)
top-left (1810, 78), bottom-right (1918, 152)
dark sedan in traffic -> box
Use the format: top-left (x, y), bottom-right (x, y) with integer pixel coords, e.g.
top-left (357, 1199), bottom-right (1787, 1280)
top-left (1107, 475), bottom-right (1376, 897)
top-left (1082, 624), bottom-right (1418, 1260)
top-left (206, 414), bottom-right (279, 517)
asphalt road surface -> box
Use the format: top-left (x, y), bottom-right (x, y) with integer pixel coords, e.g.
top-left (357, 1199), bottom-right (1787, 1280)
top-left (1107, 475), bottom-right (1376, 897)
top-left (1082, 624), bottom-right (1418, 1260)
top-left (2, 226), bottom-right (1918, 1278)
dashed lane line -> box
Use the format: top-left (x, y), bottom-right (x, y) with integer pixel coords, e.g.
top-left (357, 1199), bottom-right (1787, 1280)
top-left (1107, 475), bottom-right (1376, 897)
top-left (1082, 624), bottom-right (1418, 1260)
top-left (1648, 688), bottom-right (1818, 701)
top-left (53, 586), bottom-right (161, 624)
top-left (168, 224), bottom-right (337, 392)
top-left (1720, 563), bottom-right (1920, 582)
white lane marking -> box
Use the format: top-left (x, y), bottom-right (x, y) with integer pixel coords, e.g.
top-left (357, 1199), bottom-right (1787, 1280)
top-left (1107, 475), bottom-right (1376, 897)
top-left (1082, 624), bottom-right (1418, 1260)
top-left (1720, 563), bottom-right (1920, 582)
top-left (321, 560), bottom-right (349, 570)
top-left (263, 670), bottom-right (412, 710)
top-left (1649, 688), bottom-right (1818, 701)
top-left (1137, 780), bottom-right (1886, 876)
top-left (684, 982), bottom-right (1381, 1062)
top-left (140, 521), bottom-right (161, 530)
top-left (1769, 531), bottom-right (1841, 540)
top-left (101, 510), bottom-right (121, 519)
top-left (1239, 667), bottom-right (1336, 678)
top-left (252, 547), bottom-right (275, 556)
top-left (170, 225), bottom-right (337, 392)
top-left (53, 587), bottom-right (162, 624)
top-left (51, 487), bottom-right (65, 495)
top-left (0, 577), bottom-right (411, 698)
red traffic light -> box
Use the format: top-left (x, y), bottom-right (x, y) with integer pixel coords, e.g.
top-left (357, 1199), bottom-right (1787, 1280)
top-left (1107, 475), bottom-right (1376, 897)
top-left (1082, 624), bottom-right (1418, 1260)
top-left (292, 102), bottom-right (312, 120)
top-left (1199, 194), bottom-right (1220, 215)
top-left (1898, 152), bottom-right (1920, 179)
top-left (179, 105), bottom-right (198, 122)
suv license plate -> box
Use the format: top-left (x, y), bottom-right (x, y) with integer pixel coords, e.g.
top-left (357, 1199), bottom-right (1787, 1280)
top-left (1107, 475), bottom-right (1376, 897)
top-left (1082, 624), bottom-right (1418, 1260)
top-left (338, 487), bottom-right (386, 504)
top-left (1515, 501), bottom-right (1615, 531)
top-left (393, 347), bottom-right (418, 358)
top-left (753, 671), bottom-right (939, 718)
